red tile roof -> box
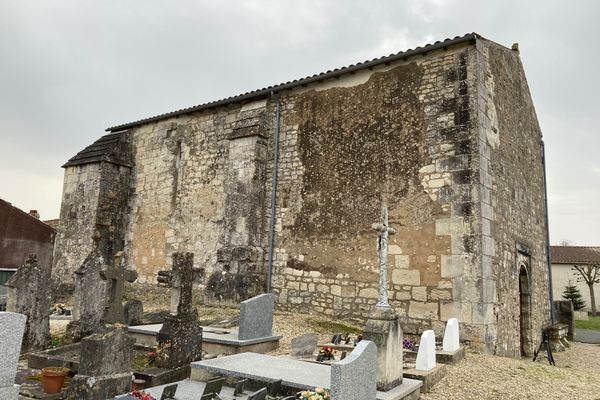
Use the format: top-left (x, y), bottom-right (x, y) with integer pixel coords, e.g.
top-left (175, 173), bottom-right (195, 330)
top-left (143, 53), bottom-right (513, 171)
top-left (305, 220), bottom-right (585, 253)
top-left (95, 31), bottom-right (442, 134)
top-left (550, 246), bottom-right (600, 264)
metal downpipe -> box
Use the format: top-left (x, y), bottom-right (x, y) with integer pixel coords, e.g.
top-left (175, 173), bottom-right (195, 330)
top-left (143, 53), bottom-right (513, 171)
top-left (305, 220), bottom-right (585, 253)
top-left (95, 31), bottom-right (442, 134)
top-left (267, 93), bottom-right (281, 293)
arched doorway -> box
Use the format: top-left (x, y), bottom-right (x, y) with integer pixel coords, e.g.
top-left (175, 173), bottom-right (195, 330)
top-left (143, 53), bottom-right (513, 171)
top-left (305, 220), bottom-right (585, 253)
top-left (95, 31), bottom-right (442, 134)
top-left (519, 263), bottom-right (532, 356)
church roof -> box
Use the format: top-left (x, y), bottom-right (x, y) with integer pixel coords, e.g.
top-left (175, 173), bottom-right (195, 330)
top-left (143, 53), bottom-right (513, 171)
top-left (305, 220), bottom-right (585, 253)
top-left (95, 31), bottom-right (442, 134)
top-left (106, 32), bottom-right (480, 132)
top-left (551, 246), bottom-right (600, 265)
top-left (63, 131), bottom-right (131, 168)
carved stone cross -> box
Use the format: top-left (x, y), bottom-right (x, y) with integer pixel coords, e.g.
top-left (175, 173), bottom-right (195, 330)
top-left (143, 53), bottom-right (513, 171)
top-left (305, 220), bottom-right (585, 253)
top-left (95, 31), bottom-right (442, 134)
top-left (371, 200), bottom-right (396, 310)
top-left (100, 251), bottom-right (138, 324)
top-left (171, 252), bottom-right (195, 319)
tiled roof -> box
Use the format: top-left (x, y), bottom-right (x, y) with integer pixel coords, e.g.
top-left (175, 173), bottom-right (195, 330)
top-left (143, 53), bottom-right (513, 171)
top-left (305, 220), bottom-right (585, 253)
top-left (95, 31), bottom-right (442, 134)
top-left (0, 198), bottom-right (57, 233)
top-left (43, 219), bottom-right (60, 230)
top-left (106, 32), bottom-right (481, 132)
top-left (63, 131), bottom-right (131, 168)
top-left (550, 246), bottom-right (600, 264)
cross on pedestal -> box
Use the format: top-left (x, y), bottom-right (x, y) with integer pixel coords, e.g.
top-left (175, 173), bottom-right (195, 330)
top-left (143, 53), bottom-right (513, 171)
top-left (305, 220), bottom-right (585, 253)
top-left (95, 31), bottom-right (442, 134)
top-left (100, 251), bottom-right (138, 324)
top-left (371, 201), bottom-right (396, 310)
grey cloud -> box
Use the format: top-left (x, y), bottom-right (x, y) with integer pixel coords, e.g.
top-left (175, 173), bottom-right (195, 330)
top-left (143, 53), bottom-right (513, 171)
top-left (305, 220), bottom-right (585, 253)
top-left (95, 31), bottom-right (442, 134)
top-left (0, 0), bottom-right (597, 244)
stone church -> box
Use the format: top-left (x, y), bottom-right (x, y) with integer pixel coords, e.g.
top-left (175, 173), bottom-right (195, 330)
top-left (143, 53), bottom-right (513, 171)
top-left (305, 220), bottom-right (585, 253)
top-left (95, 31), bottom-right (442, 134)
top-left (52, 33), bottom-right (551, 357)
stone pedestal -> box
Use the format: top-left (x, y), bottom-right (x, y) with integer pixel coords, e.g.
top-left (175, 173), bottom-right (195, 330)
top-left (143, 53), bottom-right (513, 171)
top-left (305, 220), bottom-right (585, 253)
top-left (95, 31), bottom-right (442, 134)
top-left (547, 324), bottom-right (570, 352)
top-left (363, 308), bottom-right (403, 391)
top-left (155, 315), bottom-right (203, 369)
top-left (65, 326), bottom-right (133, 400)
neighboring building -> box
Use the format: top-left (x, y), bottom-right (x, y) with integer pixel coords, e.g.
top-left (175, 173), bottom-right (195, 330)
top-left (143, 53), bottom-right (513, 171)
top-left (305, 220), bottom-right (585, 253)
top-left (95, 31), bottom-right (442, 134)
top-left (0, 198), bottom-right (56, 309)
top-left (53, 33), bottom-right (551, 357)
top-left (551, 245), bottom-right (600, 313)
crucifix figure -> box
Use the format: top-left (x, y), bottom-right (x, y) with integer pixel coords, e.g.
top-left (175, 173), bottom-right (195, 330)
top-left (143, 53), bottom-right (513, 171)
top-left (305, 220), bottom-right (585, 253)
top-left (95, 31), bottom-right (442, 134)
top-left (371, 200), bottom-right (396, 310)
top-left (100, 251), bottom-right (138, 324)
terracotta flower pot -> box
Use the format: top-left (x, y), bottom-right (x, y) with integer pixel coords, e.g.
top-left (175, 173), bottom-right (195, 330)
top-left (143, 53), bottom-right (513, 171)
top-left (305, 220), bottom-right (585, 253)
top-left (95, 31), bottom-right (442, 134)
top-left (132, 378), bottom-right (146, 391)
top-left (41, 367), bottom-right (69, 394)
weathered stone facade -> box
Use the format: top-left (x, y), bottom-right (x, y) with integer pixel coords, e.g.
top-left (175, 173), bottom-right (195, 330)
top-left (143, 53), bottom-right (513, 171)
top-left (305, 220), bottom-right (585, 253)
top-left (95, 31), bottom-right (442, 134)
top-left (53, 34), bottom-right (550, 357)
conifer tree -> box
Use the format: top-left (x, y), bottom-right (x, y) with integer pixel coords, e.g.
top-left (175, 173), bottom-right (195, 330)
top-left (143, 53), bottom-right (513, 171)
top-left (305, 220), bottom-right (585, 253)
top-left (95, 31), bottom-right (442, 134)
top-left (562, 280), bottom-right (586, 311)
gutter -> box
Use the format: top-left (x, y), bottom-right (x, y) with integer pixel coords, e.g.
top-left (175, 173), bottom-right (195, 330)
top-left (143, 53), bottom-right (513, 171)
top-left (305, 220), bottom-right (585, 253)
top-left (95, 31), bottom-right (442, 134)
top-left (267, 93), bottom-right (281, 293)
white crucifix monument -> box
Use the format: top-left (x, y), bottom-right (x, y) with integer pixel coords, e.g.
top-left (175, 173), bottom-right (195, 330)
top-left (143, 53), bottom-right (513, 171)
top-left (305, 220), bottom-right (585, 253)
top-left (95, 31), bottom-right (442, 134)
top-left (362, 199), bottom-right (404, 391)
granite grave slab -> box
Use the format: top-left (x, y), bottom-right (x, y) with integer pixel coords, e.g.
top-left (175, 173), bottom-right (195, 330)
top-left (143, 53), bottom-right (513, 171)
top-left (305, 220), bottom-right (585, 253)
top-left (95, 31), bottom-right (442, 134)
top-left (190, 353), bottom-right (421, 400)
top-left (0, 311), bottom-right (27, 398)
top-left (330, 340), bottom-right (377, 400)
top-left (291, 333), bottom-right (319, 357)
top-left (239, 294), bottom-right (275, 341)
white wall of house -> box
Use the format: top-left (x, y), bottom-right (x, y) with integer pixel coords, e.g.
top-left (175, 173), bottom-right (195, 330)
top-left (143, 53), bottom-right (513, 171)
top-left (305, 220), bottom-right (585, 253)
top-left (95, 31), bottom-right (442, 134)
top-left (552, 263), bottom-right (600, 312)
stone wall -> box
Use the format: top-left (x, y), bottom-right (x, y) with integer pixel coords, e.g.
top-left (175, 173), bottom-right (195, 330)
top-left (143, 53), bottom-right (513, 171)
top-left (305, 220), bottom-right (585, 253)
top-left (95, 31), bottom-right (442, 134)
top-left (271, 44), bottom-right (479, 344)
top-left (55, 36), bottom-right (550, 355)
top-left (52, 163), bottom-right (102, 293)
top-left (53, 137), bottom-right (132, 297)
top-left (478, 39), bottom-right (550, 357)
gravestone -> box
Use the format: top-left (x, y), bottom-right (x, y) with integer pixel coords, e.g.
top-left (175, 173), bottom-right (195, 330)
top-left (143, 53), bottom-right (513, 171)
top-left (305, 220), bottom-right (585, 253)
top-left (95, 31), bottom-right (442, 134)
top-left (65, 327), bottom-right (134, 399)
top-left (0, 312), bottom-right (27, 399)
top-left (100, 251), bottom-right (138, 324)
top-left (238, 293), bottom-right (275, 340)
top-left (66, 250), bottom-right (137, 399)
top-left (362, 200), bottom-right (403, 391)
top-left (291, 333), bottom-right (319, 356)
top-left (5, 254), bottom-right (51, 351)
top-left (416, 330), bottom-right (436, 371)
top-left (330, 340), bottom-right (377, 400)
top-left (155, 252), bottom-right (203, 369)
top-left (124, 300), bottom-right (144, 326)
top-left (65, 239), bottom-right (110, 342)
top-left (442, 318), bottom-right (460, 352)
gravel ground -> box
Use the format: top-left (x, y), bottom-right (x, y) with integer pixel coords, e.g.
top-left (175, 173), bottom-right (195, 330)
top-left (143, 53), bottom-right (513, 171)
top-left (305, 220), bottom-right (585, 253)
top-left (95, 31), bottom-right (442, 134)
top-left (48, 304), bottom-right (600, 399)
top-left (421, 343), bottom-right (600, 400)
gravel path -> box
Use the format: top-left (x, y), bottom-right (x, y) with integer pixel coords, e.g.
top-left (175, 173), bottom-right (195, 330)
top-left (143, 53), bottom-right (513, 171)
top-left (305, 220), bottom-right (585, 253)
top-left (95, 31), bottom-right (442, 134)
top-left (420, 343), bottom-right (600, 400)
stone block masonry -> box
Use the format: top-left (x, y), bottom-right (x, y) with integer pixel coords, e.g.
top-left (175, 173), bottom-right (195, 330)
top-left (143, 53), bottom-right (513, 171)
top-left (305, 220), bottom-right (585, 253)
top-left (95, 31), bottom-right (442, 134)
top-left (55, 34), bottom-right (550, 357)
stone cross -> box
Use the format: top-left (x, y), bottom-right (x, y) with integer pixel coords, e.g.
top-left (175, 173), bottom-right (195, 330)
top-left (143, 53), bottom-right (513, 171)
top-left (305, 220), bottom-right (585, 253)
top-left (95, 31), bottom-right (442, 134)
top-left (171, 252), bottom-right (195, 318)
top-left (371, 200), bottom-right (396, 310)
top-left (100, 251), bottom-right (138, 324)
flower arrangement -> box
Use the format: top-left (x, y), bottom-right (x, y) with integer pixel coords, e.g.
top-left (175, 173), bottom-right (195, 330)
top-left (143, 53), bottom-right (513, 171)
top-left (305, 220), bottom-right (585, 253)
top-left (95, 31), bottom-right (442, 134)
top-left (146, 351), bottom-right (157, 367)
top-left (130, 390), bottom-right (156, 400)
top-left (299, 387), bottom-right (331, 400)
top-left (402, 337), bottom-right (415, 351)
top-left (319, 346), bottom-right (335, 360)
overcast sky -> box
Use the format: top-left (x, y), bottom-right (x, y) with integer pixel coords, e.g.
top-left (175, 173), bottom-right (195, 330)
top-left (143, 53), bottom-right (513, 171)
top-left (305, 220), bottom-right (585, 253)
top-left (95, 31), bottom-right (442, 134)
top-left (0, 1), bottom-right (598, 245)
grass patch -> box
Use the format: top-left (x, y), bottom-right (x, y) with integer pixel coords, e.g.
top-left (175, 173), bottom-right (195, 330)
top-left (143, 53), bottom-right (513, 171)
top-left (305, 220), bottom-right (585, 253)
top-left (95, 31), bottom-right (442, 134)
top-left (308, 318), bottom-right (362, 335)
top-left (574, 315), bottom-right (600, 331)
top-left (51, 333), bottom-right (63, 347)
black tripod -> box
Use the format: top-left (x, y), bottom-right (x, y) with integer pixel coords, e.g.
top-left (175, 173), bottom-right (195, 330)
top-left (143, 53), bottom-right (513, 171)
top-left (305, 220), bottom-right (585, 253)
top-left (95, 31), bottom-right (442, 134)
top-left (532, 330), bottom-right (555, 366)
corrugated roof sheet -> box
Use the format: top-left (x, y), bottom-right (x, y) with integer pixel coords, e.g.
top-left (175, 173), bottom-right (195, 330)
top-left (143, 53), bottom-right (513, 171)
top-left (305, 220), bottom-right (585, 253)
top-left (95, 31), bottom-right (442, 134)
top-left (106, 32), bottom-right (480, 132)
top-left (551, 246), bottom-right (600, 264)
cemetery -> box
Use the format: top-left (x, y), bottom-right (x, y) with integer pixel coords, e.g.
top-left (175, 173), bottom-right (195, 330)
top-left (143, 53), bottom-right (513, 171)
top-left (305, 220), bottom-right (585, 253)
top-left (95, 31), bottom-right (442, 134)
top-left (2, 200), bottom-right (600, 400)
